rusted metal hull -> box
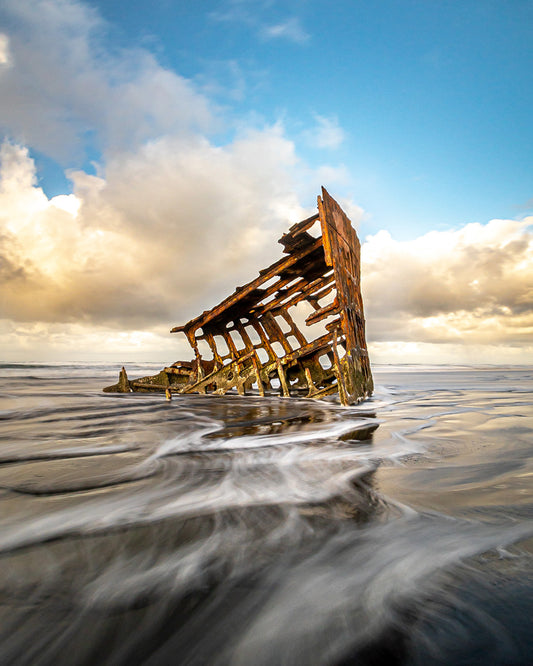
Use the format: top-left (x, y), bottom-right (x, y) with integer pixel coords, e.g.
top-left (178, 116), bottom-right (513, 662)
top-left (104, 188), bottom-right (373, 405)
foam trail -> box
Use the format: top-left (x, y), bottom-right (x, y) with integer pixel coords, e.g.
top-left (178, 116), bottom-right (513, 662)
top-left (0, 364), bottom-right (532, 666)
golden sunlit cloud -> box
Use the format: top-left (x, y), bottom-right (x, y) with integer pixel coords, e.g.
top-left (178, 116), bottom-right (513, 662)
top-left (0, 136), bottom-right (305, 328)
top-left (2, 136), bottom-right (532, 362)
top-left (1, 0), bottom-right (531, 363)
top-left (362, 219), bottom-right (533, 360)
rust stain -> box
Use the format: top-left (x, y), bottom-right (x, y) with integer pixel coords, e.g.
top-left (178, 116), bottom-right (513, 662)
top-left (104, 188), bottom-right (373, 405)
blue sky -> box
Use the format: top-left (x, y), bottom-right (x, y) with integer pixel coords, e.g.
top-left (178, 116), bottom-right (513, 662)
top-left (40, 0), bottom-right (533, 237)
top-left (0, 0), bottom-right (532, 362)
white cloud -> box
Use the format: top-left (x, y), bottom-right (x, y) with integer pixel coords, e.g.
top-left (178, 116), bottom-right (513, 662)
top-left (0, 33), bottom-right (11, 66)
top-left (50, 193), bottom-right (80, 216)
top-left (361, 218), bottom-right (533, 352)
top-left (4, 136), bottom-right (532, 363)
top-left (3, 135), bottom-right (532, 362)
top-left (0, 317), bottom-right (193, 362)
top-left (0, 132), bottom-right (306, 329)
top-left (0, 0), bottom-right (350, 361)
top-left (2, 1), bottom-right (531, 364)
top-left (209, 3), bottom-right (310, 45)
top-left (0, 0), bottom-right (213, 161)
top-left (369, 341), bottom-right (533, 366)
top-left (262, 18), bottom-right (310, 44)
top-left (311, 115), bottom-right (346, 150)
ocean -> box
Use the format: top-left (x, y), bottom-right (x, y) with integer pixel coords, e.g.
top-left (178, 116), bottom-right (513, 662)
top-left (0, 363), bottom-right (531, 665)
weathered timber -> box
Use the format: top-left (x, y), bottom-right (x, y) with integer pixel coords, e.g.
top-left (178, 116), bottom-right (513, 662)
top-left (103, 188), bottom-right (373, 405)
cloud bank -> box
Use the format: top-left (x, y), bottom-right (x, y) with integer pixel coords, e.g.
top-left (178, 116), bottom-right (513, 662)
top-left (2, 138), bottom-right (532, 362)
top-left (0, 135), bottom-right (305, 327)
top-left (0, 0), bottom-right (316, 359)
top-left (363, 221), bottom-right (533, 362)
top-left (0, 0), bottom-right (532, 363)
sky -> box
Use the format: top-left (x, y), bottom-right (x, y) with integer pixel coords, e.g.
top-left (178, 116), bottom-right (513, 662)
top-left (0, 0), bottom-right (532, 365)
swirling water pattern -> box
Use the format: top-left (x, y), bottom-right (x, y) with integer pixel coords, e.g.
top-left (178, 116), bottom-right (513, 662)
top-left (0, 364), bottom-right (532, 665)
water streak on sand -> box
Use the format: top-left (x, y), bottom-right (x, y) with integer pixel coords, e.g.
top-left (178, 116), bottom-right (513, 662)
top-left (0, 363), bottom-right (532, 665)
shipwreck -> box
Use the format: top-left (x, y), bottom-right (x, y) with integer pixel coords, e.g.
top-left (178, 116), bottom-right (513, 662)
top-left (104, 188), bottom-right (373, 405)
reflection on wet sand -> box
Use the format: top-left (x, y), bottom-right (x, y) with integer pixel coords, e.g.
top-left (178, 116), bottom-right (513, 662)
top-left (0, 365), bottom-right (532, 665)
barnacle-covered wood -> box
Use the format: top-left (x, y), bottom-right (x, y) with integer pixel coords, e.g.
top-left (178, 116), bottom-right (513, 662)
top-left (104, 188), bottom-right (373, 405)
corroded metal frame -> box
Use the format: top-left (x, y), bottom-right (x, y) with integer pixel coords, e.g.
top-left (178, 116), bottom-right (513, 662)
top-left (104, 188), bottom-right (372, 404)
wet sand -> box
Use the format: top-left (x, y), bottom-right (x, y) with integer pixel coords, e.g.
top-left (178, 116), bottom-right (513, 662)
top-left (0, 363), bottom-right (531, 665)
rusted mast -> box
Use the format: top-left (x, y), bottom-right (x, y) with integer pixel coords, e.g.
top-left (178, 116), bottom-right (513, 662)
top-left (104, 188), bottom-right (373, 404)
